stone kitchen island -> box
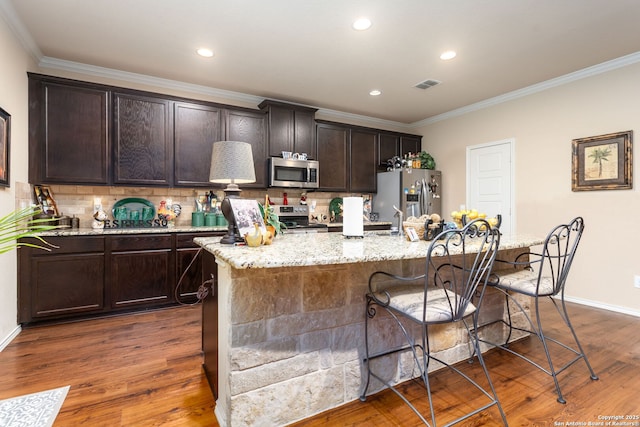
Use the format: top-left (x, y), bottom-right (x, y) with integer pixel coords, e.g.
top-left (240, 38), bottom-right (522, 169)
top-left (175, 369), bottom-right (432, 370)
top-left (195, 231), bottom-right (544, 427)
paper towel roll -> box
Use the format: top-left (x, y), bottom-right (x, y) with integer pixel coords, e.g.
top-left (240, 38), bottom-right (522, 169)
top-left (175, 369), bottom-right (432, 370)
top-left (342, 197), bottom-right (364, 237)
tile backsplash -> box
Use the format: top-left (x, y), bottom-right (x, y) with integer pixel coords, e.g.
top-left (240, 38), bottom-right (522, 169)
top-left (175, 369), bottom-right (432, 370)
top-left (18, 183), bottom-right (364, 227)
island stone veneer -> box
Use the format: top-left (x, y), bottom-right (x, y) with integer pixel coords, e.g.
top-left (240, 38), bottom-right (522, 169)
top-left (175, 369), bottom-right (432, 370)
top-left (195, 232), bottom-right (544, 427)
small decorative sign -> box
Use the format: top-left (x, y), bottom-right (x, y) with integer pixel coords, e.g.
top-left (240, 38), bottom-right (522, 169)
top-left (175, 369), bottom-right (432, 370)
top-left (102, 219), bottom-right (169, 229)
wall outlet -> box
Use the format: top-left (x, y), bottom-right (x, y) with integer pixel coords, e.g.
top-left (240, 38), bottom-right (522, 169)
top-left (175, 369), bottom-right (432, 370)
top-left (635, 275), bottom-right (640, 289)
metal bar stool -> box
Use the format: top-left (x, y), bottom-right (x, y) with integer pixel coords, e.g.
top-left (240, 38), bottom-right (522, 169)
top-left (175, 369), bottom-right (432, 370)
top-left (481, 216), bottom-right (598, 403)
top-left (360, 219), bottom-right (507, 426)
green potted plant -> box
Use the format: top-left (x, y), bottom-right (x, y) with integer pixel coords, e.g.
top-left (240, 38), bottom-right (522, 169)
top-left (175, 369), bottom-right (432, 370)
top-left (0, 206), bottom-right (58, 254)
top-left (418, 151), bottom-right (436, 170)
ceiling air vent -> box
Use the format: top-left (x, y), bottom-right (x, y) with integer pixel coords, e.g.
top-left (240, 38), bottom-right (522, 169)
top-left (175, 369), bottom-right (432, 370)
top-left (414, 79), bottom-right (441, 90)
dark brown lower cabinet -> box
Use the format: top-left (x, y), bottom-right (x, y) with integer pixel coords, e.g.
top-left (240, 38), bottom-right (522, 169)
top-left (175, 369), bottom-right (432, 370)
top-left (18, 236), bottom-right (105, 323)
top-left (18, 231), bottom-right (223, 325)
top-left (109, 234), bottom-right (174, 309)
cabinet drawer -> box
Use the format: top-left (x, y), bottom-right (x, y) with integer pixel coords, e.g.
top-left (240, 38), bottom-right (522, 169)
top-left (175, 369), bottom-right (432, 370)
top-left (23, 236), bottom-right (104, 254)
top-left (109, 234), bottom-right (172, 251)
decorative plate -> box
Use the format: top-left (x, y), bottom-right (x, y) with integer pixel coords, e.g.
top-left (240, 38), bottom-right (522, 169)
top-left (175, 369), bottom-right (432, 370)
top-left (112, 198), bottom-right (156, 221)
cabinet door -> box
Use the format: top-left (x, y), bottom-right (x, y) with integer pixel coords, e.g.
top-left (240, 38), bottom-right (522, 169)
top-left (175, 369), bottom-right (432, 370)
top-left (113, 93), bottom-right (173, 186)
top-left (316, 123), bottom-right (349, 191)
top-left (29, 78), bottom-right (109, 184)
top-left (294, 109), bottom-right (316, 159)
top-left (174, 102), bottom-right (224, 187)
top-left (400, 135), bottom-right (422, 157)
top-left (225, 109), bottom-right (267, 188)
top-left (175, 233), bottom-right (222, 303)
top-left (350, 129), bottom-right (378, 193)
top-left (109, 235), bottom-right (174, 309)
top-left (378, 132), bottom-right (400, 168)
top-left (30, 254), bottom-right (105, 319)
top-left (265, 104), bottom-right (294, 157)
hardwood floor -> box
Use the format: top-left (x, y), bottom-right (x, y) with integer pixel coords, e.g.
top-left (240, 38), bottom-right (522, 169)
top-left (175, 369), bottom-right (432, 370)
top-left (0, 301), bottom-right (638, 426)
top-left (0, 306), bottom-right (217, 426)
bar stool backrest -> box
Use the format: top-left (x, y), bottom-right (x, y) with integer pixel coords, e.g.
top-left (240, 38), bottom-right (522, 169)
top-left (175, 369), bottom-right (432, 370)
top-left (426, 219), bottom-right (501, 323)
top-left (536, 216), bottom-right (585, 296)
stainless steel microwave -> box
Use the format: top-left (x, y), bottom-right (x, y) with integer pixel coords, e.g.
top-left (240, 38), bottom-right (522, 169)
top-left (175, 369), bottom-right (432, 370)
top-left (269, 157), bottom-right (319, 189)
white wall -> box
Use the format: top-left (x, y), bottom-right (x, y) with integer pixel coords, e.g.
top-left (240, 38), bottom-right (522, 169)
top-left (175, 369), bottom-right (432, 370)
top-left (0, 16), bottom-right (35, 345)
top-left (416, 61), bottom-right (640, 315)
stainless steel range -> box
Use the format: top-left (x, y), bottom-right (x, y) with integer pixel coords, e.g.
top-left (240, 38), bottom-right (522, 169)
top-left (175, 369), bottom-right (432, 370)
top-left (272, 205), bottom-right (328, 233)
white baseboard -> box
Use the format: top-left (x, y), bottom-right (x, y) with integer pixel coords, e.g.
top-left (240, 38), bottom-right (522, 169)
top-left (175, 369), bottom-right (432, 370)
top-left (0, 325), bottom-right (21, 352)
top-left (562, 295), bottom-right (640, 318)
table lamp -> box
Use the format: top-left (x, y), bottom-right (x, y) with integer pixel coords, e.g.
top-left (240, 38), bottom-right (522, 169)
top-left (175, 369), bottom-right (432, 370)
top-left (209, 141), bottom-right (256, 244)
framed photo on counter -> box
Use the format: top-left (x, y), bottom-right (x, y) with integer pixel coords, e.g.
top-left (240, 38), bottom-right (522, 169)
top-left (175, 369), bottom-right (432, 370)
top-left (0, 106), bottom-right (10, 187)
top-left (33, 185), bottom-right (59, 216)
top-left (572, 130), bottom-right (633, 191)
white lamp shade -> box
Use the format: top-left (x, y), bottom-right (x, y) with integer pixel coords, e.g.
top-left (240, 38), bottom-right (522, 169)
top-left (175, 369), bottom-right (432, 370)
top-left (209, 141), bottom-right (256, 184)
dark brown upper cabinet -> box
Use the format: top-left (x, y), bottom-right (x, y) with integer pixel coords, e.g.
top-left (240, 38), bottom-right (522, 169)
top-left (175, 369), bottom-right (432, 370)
top-left (28, 74), bottom-right (420, 192)
top-left (350, 129), bottom-right (378, 193)
top-left (316, 122), bottom-right (349, 192)
top-left (378, 132), bottom-right (400, 169)
top-left (28, 74), bottom-right (110, 184)
top-left (174, 102), bottom-right (224, 187)
top-left (400, 135), bottom-right (422, 158)
top-left (316, 122), bottom-right (379, 193)
top-left (113, 92), bottom-right (173, 186)
top-left (259, 100), bottom-right (317, 159)
top-left (225, 109), bottom-right (267, 189)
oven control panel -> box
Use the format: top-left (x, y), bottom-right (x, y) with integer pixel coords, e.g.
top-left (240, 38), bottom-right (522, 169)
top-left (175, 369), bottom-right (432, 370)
top-left (273, 205), bottom-right (309, 217)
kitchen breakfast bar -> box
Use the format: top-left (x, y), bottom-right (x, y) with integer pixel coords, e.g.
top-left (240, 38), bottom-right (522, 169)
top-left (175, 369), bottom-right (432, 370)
top-left (195, 231), bottom-right (544, 427)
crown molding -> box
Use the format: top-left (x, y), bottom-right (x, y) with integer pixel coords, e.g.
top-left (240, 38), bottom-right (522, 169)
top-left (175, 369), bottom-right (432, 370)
top-left (411, 51), bottom-right (640, 128)
top-left (0, 0), bottom-right (42, 61)
top-left (39, 57), bottom-right (264, 105)
top-left (38, 56), bottom-right (413, 131)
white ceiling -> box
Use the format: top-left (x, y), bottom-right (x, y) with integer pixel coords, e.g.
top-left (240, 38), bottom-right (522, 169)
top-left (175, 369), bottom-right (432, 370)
top-left (4, 0), bottom-right (640, 125)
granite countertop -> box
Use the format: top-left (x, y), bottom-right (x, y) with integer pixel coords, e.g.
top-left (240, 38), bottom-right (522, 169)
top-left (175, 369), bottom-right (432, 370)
top-left (36, 225), bottom-right (228, 237)
top-left (194, 232), bottom-right (545, 270)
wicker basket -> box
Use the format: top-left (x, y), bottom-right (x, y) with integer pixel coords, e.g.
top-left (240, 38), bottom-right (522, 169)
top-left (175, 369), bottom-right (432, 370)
top-left (403, 221), bottom-right (426, 240)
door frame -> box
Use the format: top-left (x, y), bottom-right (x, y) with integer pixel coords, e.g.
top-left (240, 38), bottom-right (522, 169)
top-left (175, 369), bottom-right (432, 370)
top-left (465, 138), bottom-right (516, 234)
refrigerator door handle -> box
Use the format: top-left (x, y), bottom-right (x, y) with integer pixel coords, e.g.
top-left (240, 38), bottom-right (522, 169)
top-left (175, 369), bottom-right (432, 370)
top-left (420, 178), bottom-right (429, 215)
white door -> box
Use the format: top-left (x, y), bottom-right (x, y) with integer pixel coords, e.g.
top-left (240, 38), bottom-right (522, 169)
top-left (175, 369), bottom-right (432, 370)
top-left (467, 139), bottom-right (514, 234)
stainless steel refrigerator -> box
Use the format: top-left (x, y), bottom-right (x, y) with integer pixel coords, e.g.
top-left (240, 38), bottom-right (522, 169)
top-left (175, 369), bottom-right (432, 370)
top-left (373, 170), bottom-right (442, 223)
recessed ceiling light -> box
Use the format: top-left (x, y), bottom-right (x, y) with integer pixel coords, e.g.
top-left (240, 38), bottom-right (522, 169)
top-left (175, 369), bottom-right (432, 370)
top-left (369, 90), bottom-right (381, 96)
top-left (440, 50), bottom-right (457, 60)
top-left (197, 48), bottom-right (214, 58)
top-left (353, 18), bottom-right (372, 31)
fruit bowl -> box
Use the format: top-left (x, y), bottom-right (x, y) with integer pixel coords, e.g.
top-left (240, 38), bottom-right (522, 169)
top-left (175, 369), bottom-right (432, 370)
top-left (462, 213), bottom-right (501, 229)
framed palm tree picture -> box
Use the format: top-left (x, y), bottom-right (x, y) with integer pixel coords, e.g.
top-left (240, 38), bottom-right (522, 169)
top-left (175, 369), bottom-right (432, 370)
top-left (572, 130), bottom-right (632, 191)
